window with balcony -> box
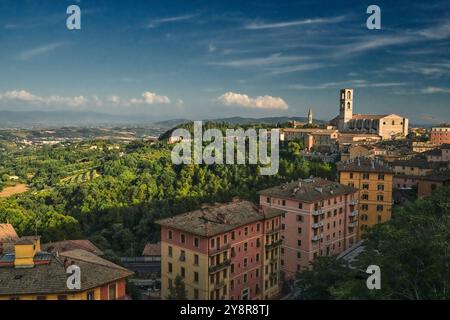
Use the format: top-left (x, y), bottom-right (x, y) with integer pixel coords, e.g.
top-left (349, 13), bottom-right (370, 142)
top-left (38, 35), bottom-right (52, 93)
top-left (168, 246), bottom-right (173, 257)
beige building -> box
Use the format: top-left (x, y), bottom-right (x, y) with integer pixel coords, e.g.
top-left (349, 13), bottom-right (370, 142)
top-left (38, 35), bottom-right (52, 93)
top-left (281, 128), bottom-right (339, 152)
top-left (330, 89), bottom-right (409, 140)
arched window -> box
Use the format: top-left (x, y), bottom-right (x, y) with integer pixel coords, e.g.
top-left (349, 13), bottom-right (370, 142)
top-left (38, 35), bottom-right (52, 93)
top-left (392, 120), bottom-right (395, 125)
top-left (347, 102), bottom-right (351, 109)
top-left (347, 91), bottom-right (351, 99)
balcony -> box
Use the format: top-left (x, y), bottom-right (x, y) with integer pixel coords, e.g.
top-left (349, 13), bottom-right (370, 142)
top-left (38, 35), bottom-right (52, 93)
top-left (265, 239), bottom-right (283, 250)
top-left (214, 281), bottom-right (225, 290)
top-left (349, 210), bottom-right (359, 217)
top-left (209, 243), bottom-right (231, 255)
top-left (349, 199), bottom-right (358, 205)
top-left (348, 221), bottom-right (358, 228)
top-left (179, 254), bottom-right (186, 262)
top-left (312, 221), bottom-right (323, 229)
top-left (312, 208), bottom-right (322, 216)
top-left (208, 259), bottom-right (231, 273)
top-left (312, 234), bottom-right (323, 242)
top-left (266, 226), bottom-right (281, 235)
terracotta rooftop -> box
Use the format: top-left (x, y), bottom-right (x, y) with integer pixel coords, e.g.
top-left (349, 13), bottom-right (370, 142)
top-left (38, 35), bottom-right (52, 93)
top-left (43, 240), bottom-right (104, 256)
top-left (0, 224), bottom-right (18, 243)
top-left (142, 242), bottom-right (161, 256)
top-left (258, 178), bottom-right (358, 203)
top-left (337, 157), bottom-right (394, 174)
top-left (0, 249), bottom-right (133, 296)
top-left (156, 199), bottom-right (282, 237)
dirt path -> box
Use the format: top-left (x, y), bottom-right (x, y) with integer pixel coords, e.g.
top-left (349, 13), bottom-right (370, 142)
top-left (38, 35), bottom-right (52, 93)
top-left (0, 184), bottom-right (29, 198)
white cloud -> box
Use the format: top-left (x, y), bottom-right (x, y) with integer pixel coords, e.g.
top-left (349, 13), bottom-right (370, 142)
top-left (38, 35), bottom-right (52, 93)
top-left (19, 42), bottom-right (67, 61)
top-left (287, 80), bottom-right (407, 90)
top-left (217, 92), bottom-right (288, 110)
top-left (245, 16), bottom-right (346, 30)
top-left (146, 14), bottom-right (195, 28)
top-left (211, 53), bottom-right (308, 68)
top-left (0, 89), bottom-right (87, 107)
top-left (421, 86), bottom-right (450, 94)
top-left (0, 90), bottom-right (176, 108)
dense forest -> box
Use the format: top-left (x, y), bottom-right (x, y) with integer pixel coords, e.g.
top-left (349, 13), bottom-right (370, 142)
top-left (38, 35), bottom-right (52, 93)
top-left (295, 187), bottom-right (450, 299)
top-left (0, 127), bottom-right (334, 258)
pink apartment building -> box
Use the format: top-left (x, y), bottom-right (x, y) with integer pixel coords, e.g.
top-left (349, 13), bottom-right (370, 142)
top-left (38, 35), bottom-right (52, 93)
top-left (157, 199), bottom-right (283, 300)
top-left (258, 178), bottom-right (359, 280)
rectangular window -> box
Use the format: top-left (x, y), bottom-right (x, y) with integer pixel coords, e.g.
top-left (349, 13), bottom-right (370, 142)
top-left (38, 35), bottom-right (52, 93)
top-left (194, 237), bottom-right (199, 247)
top-left (194, 254), bottom-right (199, 265)
top-left (168, 262), bottom-right (173, 273)
top-left (181, 233), bottom-right (186, 244)
top-left (168, 230), bottom-right (173, 240)
top-left (86, 291), bottom-right (95, 300)
top-left (194, 272), bottom-right (199, 283)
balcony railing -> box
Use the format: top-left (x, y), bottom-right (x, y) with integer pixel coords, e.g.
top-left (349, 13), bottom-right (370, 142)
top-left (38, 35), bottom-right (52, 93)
top-left (312, 234), bottom-right (323, 242)
top-left (214, 281), bottom-right (225, 290)
top-left (349, 210), bottom-right (359, 217)
top-left (349, 199), bottom-right (358, 205)
top-left (265, 239), bottom-right (283, 250)
top-left (348, 221), bottom-right (359, 228)
top-left (312, 208), bottom-right (322, 216)
top-left (208, 259), bottom-right (231, 273)
top-left (312, 221), bottom-right (323, 229)
top-left (266, 226), bottom-right (281, 235)
top-left (209, 243), bottom-right (231, 255)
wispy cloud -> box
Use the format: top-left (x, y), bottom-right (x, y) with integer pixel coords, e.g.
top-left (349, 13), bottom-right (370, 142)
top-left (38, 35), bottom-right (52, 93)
top-left (245, 15), bottom-right (346, 30)
top-left (210, 53), bottom-right (309, 68)
top-left (19, 42), bottom-right (67, 61)
top-left (288, 80), bottom-right (407, 90)
top-left (421, 86), bottom-right (450, 94)
top-left (146, 14), bottom-right (196, 28)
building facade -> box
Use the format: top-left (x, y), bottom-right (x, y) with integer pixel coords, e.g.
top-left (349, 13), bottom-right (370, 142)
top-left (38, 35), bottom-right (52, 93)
top-left (331, 88), bottom-right (409, 140)
top-left (258, 179), bottom-right (359, 280)
top-left (156, 199), bottom-right (282, 300)
top-left (0, 236), bottom-right (133, 300)
top-left (430, 125), bottom-right (450, 145)
top-left (337, 158), bottom-right (394, 239)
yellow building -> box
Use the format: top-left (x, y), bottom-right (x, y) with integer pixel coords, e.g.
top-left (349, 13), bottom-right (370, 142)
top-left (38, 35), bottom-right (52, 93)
top-left (156, 199), bottom-right (282, 300)
top-left (337, 158), bottom-right (394, 239)
top-left (0, 236), bottom-right (133, 300)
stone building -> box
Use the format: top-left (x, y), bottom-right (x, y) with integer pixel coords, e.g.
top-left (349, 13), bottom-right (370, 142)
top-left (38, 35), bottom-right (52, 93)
top-left (330, 88), bottom-right (409, 140)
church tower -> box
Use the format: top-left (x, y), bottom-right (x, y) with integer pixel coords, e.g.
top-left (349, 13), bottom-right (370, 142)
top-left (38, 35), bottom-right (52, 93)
top-left (308, 108), bottom-right (313, 126)
top-left (338, 88), bottom-right (353, 130)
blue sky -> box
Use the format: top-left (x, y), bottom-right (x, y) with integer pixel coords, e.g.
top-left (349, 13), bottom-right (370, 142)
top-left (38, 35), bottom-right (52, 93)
top-left (0, 0), bottom-right (449, 124)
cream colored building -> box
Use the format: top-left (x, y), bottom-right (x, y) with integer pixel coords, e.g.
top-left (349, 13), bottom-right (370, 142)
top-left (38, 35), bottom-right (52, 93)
top-left (331, 89), bottom-right (409, 140)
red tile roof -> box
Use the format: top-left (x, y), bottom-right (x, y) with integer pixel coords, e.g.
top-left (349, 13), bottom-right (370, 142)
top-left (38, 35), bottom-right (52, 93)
top-left (0, 224), bottom-right (19, 243)
top-left (142, 242), bottom-right (161, 256)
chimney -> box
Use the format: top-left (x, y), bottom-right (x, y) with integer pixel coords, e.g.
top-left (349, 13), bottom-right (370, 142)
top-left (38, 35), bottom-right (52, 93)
top-left (14, 236), bottom-right (41, 268)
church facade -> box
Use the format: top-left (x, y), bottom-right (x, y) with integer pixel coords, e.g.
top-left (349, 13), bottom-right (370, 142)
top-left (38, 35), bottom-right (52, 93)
top-left (331, 88), bottom-right (409, 140)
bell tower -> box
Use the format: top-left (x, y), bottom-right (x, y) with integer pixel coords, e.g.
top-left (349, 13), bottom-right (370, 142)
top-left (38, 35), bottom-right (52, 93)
top-left (339, 88), bottom-right (353, 130)
top-left (308, 108), bottom-right (313, 126)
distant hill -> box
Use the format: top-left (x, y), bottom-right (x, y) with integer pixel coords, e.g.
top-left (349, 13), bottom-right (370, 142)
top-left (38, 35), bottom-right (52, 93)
top-left (156, 116), bottom-right (327, 127)
top-left (206, 116), bottom-right (326, 125)
top-left (0, 110), bottom-right (154, 127)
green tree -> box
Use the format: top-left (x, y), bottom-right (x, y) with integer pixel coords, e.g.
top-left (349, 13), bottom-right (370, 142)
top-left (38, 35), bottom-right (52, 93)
top-left (167, 275), bottom-right (188, 300)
